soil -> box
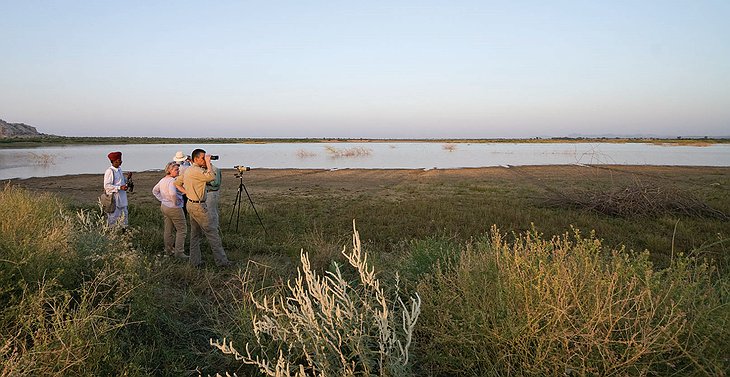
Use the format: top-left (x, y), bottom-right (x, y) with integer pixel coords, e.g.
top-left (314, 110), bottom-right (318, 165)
top-left (7, 165), bottom-right (729, 209)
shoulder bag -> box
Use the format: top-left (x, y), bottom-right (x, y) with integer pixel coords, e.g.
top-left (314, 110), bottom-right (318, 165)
top-left (99, 191), bottom-right (116, 213)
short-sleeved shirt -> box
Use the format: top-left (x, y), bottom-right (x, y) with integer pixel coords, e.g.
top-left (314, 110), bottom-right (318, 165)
top-left (175, 163), bottom-right (216, 202)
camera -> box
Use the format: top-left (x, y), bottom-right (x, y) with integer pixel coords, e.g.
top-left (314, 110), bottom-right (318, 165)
top-left (125, 172), bottom-right (134, 193)
top-left (234, 165), bottom-right (250, 178)
top-left (210, 155), bottom-right (219, 160)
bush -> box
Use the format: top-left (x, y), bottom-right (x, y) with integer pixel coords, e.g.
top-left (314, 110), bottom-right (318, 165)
top-left (0, 185), bottom-right (70, 305)
top-left (0, 185), bottom-right (141, 375)
top-left (1, 271), bottom-right (134, 376)
top-left (211, 223), bottom-right (421, 376)
top-left (415, 225), bottom-right (730, 376)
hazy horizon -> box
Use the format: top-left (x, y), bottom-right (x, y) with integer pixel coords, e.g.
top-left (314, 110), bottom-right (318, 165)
top-left (2, 2), bottom-right (729, 138)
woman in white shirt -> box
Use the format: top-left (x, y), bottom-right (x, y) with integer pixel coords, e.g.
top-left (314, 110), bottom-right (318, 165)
top-left (152, 162), bottom-right (188, 258)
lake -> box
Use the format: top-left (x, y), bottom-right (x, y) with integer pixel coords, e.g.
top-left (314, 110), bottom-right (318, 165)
top-left (1, 142), bottom-right (729, 180)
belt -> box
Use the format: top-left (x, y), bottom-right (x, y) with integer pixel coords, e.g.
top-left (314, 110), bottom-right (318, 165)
top-left (188, 199), bottom-right (205, 203)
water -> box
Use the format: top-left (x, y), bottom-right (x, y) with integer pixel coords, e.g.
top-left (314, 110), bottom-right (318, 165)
top-left (1, 142), bottom-right (729, 180)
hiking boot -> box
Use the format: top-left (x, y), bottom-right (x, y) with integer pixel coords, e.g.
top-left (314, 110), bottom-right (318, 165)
top-left (217, 260), bottom-right (235, 268)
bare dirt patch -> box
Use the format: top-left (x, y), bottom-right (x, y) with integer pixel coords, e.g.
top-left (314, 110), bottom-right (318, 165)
top-left (8, 165), bottom-right (728, 211)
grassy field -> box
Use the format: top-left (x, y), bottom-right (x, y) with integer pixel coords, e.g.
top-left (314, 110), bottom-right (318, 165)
top-left (3, 165), bottom-right (729, 376)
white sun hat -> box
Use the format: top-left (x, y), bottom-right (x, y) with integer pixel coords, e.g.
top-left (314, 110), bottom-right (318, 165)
top-left (173, 151), bottom-right (188, 162)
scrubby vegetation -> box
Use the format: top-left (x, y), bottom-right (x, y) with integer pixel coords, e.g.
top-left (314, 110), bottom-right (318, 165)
top-left (324, 145), bottom-right (373, 158)
top-left (1, 183), bottom-right (728, 376)
top-left (415, 226), bottom-right (728, 376)
top-left (212, 224), bottom-right (421, 377)
top-left (0, 185), bottom-right (236, 376)
top-left (0, 185), bottom-right (141, 375)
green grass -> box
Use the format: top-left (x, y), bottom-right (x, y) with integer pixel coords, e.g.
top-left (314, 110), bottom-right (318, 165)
top-left (413, 227), bottom-right (729, 376)
top-left (2, 175), bottom-right (729, 376)
top-left (211, 172), bottom-right (728, 271)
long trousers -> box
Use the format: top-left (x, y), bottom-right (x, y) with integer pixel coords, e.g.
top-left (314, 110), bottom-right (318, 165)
top-left (161, 204), bottom-right (187, 256)
top-left (187, 202), bottom-right (229, 267)
top-left (107, 206), bottom-right (128, 227)
top-left (207, 190), bottom-right (220, 229)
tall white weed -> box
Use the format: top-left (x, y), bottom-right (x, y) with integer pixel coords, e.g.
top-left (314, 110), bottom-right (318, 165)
top-left (211, 222), bottom-right (420, 377)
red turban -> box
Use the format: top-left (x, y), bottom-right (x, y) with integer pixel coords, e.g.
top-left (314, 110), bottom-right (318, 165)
top-left (107, 151), bottom-right (122, 162)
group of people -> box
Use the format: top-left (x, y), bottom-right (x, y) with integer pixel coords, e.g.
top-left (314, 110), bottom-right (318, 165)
top-left (103, 149), bottom-right (231, 268)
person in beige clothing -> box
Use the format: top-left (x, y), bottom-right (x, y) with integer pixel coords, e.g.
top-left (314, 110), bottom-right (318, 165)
top-left (152, 162), bottom-right (188, 259)
top-left (175, 148), bottom-right (231, 268)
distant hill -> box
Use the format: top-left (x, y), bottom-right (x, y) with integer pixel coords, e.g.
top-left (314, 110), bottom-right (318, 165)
top-left (0, 119), bottom-right (47, 138)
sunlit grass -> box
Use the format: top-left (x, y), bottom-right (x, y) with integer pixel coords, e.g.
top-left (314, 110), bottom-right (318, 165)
top-left (2, 164), bottom-right (729, 376)
top-left (212, 224), bottom-right (421, 376)
top-left (414, 226), bottom-right (729, 376)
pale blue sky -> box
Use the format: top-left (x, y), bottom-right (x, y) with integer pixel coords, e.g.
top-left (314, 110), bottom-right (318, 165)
top-left (1, 1), bottom-right (729, 138)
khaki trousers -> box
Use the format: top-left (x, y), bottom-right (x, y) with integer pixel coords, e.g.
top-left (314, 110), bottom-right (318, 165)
top-left (161, 204), bottom-right (187, 256)
top-left (207, 190), bottom-right (220, 229)
top-left (187, 202), bottom-right (229, 267)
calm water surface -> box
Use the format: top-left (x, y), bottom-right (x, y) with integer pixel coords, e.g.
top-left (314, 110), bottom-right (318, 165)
top-left (1, 142), bottom-right (729, 180)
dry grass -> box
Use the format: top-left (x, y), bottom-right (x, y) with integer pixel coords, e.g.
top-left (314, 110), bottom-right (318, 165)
top-left (324, 146), bottom-right (372, 158)
top-left (295, 149), bottom-right (317, 159)
top-left (0, 185), bottom-right (141, 376)
top-left (542, 180), bottom-right (729, 219)
top-left (441, 143), bottom-right (457, 152)
top-left (415, 226), bottom-right (729, 376)
top-left (1, 272), bottom-right (135, 376)
top-left (211, 223), bottom-right (421, 377)
top-left (4, 165), bottom-right (730, 375)
top-left (26, 151), bottom-right (56, 165)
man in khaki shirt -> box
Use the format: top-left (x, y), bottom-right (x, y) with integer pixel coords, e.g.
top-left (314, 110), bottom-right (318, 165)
top-left (175, 148), bottom-right (231, 268)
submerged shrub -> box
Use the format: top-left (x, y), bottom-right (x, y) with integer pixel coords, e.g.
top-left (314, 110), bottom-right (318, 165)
top-left (324, 146), bottom-right (372, 158)
top-left (211, 223), bottom-right (421, 376)
top-left (416, 225), bottom-right (730, 376)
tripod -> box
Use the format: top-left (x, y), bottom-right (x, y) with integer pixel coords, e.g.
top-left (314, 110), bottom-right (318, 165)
top-left (229, 174), bottom-right (266, 234)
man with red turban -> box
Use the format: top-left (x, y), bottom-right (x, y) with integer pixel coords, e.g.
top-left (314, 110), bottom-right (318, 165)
top-left (104, 151), bottom-right (129, 226)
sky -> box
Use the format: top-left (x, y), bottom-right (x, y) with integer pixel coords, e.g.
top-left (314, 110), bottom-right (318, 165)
top-left (1, 1), bottom-right (729, 138)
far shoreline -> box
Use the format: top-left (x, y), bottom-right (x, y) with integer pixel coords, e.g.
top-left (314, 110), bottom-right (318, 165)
top-left (1, 135), bottom-right (729, 149)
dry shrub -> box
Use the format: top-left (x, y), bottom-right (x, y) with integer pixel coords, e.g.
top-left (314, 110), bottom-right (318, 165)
top-left (441, 143), bottom-right (457, 152)
top-left (0, 185), bottom-right (140, 376)
top-left (296, 150), bottom-right (317, 159)
top-left (0, 185), bottom-right (70, 304)
top-left (542, 181), bottom-right (728, 219)
top-left (27, 152), bottom-right (56, 165)
top-left (211, 223), bottom-right (421, 377)
top-left (324, 146), bottom-right (372, 158)
top-left (1, 272), bottom-right (134, 376)
top-left (415, 226), bottom-right (729, 376)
